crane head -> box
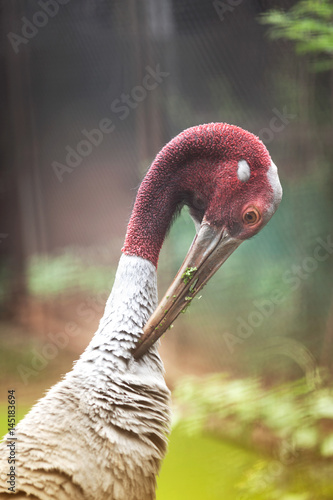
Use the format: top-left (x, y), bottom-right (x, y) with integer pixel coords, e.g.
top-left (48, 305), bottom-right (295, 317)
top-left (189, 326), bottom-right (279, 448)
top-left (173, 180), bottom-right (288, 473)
top-left (130, 123), bottom-right (282, 358)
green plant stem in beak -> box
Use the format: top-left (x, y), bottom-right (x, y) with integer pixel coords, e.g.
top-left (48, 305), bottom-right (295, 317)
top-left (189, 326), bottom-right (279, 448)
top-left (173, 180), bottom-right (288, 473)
top-left (133, 222), bottom-right (241, 359)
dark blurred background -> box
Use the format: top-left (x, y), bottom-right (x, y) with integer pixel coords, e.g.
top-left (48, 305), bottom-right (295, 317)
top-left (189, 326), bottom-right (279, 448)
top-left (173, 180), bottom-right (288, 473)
top-left (1, 1), bottom-right (333, 498)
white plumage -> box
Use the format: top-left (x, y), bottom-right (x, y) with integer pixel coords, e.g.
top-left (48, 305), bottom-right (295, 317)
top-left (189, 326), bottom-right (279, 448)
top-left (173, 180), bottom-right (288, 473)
top-left (0, 256), bottom-right (171, 499)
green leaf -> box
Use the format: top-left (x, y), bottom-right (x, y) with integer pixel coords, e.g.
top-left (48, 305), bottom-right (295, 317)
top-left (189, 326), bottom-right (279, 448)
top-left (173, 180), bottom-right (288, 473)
top-left (259, 0), bottom-right (333, 72)
top-left (312, 393), bottom-right (333, 418)
top-left (321, 433), bottom-right (333, 457)
top-left (293, 426), bottom-right (318, 449)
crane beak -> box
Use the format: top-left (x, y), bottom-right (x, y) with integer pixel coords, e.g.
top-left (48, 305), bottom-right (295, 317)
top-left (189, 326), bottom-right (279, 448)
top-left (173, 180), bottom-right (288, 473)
top-left (133, 222), bottom-right (241, 359)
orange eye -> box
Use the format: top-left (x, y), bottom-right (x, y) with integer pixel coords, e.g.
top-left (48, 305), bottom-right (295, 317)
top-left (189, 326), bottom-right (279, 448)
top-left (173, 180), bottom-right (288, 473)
top-left (242, 207), bottom-right (261, 226)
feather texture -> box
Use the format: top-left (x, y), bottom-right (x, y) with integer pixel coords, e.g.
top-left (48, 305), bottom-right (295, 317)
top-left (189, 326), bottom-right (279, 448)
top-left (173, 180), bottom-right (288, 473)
top-left (0, 255), bottom-right (171, 499)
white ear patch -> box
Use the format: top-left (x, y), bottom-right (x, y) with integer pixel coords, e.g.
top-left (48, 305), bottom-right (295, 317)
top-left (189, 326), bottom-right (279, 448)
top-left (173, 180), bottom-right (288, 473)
top-left (267, 160), bottom-right (283, 207)
top-left (237, 160), bottom-right (251, 182)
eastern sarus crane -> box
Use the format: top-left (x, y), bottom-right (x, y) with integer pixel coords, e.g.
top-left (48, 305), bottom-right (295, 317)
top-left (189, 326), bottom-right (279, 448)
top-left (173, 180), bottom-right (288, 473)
top-left (0, 123), bottom-right (282, 499)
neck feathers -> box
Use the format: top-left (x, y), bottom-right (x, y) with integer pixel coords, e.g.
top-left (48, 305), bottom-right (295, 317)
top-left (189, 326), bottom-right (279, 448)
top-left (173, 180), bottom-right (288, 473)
top-left (81, 255), bottom-right (164, 372)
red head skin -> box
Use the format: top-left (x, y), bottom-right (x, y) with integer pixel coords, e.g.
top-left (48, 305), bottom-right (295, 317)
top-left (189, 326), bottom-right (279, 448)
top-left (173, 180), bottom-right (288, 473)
top-left (122, 123), bottom-right (276, 267)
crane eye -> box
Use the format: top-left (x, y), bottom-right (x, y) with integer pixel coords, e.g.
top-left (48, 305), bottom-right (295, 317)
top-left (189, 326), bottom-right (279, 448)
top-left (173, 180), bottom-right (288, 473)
top-left (242, 207), bottom-right (260, 226)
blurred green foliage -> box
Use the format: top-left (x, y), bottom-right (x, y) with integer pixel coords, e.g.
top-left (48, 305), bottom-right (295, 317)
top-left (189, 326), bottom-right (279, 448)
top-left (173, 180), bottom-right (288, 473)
top-left (260, 0), bottom-right (333, 72)
top-left (172, 374), bottom-right (333, 499)
top-left (27, 250), bottom-right (115, 296)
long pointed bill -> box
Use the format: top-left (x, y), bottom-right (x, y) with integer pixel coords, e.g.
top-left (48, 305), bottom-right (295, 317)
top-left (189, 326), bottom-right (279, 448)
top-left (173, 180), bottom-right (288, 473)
top-left (133, 222), bottom-right (241, 359)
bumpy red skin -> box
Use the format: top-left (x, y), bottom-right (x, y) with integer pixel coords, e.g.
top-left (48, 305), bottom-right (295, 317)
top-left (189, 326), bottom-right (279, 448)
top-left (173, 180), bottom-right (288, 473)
top-left (122, 123), bottom-right (273, 267)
